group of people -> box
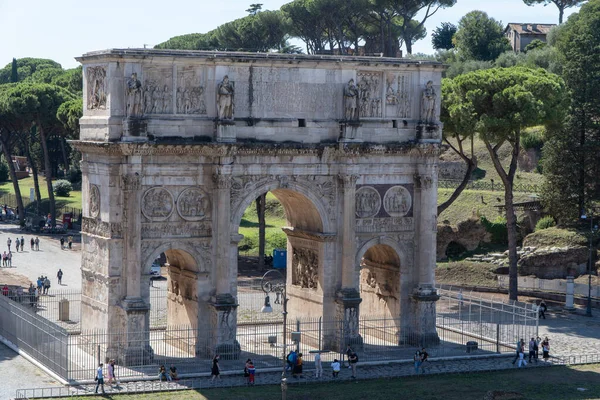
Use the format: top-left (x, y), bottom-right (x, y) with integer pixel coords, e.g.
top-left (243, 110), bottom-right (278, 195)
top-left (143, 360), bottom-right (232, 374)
top-left (413, 348), bottom-right (429, 374)
top-left (243, 358), bottom-right (256, 385)
top-left (59, 236), bottom-right (73, 250)
top-left (94, 360), bottom-right (118, 394)
top-left (158, 364), bottom-right (178, 381)
top-left (512, 336), bottom-right (550, 367)
top-left (36, 275), bottom-right (52, 295)
top-left (1, 236), bottom-right (41, 268)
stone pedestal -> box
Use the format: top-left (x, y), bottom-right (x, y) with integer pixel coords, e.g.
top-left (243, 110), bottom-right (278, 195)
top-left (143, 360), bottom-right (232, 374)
top-left (215, 121), bottom-right (236, 142)
top-left (120, 297), bottom-right (153, 365)
top-left (334, 288), bottom-right (363, 351)
top-left (339, 121), bottom-right (362, 142)
top-left (123, 117), bottom-right (147, 138)
top-left (416, 123), bottom-right (440, 141)
top-left (410, 286), bottom-right (440, 346)
top-left (207, 294), bottom-right (240, 360)
top-left (565, 276), bottom-right (575, 311)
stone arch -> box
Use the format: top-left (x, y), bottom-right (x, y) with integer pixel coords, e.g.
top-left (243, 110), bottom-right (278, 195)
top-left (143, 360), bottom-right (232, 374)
top-left (142, 241), bottom-right (209, 276)
top-left (356, 236), bottom-right (412, 276)
top-left (230, 179), bottom-right (332, 233)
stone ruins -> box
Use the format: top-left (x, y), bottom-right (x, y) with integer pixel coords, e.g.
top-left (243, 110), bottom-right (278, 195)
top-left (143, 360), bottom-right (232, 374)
top-left (75, 49), bottom-right (443, 362)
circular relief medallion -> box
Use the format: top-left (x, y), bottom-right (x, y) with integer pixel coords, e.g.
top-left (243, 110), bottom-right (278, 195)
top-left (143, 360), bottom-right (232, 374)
top-left (89, 184), bottom-right (100, 218)
top-left (142, 187), bottom-right (174, 221)
top-left (355, 186), bottom-right (381, 218)
top-left (383, 186), bottom-right (412, 217)
top-left (177, 187), bottom-right (211, 221)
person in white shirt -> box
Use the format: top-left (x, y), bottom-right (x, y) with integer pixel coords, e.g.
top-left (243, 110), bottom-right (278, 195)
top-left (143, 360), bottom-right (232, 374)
top-left (331, 359), bottom-right (341, 378)
top-left (314, 352), bottom-right (323, 378)
top-left (95, 363), bottom-right (105, 394)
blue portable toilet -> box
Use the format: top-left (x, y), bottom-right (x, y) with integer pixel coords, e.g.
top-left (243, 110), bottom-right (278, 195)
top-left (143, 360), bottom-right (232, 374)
top-left (273, 249), bottom-right (287, 269)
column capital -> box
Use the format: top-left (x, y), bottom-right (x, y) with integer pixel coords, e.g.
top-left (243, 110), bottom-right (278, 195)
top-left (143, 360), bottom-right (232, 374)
top-left (120, 173), bottom-right (141, 190)
top-left (212, 173), bottom-right (232, 189)
top-left (413, 174), bottom-right (433, 190)
top-left (338, 174), bottom-right (359, 189)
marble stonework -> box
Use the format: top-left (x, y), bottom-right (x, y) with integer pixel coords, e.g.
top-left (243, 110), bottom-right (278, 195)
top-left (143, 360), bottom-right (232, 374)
top-left (76, 49), bottom-right (443, 362)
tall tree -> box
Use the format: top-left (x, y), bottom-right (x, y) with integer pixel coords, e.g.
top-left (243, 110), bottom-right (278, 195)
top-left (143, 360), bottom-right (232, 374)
top-left (453, 11), bottom-right (511, 61)
top-left (523, 0), bottom-right (584, 24)
top-left (542, 0), bottom-right (600, 222)
top-left (385, 0), bottom-right (457, 55)
top-left (431, 22), bottom-right (456, 50)
top-left (246, 3), bottom-right (263, 15)
top-left (10, 58), bottom-right (18, 83)
top-left (444, 67), bottom-right (566, 300)
top-left (1, 83), bottom-right (74, 226)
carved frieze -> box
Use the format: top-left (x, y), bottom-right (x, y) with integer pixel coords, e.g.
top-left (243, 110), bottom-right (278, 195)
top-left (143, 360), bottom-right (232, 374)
top-left (385, 73), bottom-right (411, 118)
top-left (216, 76), bottom-right (234, 120)
top-left (383, 186), bottom-right (412, 217)
top-left (296, 175), bottom-right (337, 216)
top-left (420, 80), bottom-right (437, 125)
top-left (143, 66), bottom-right (174, 115)
top-left (121, 173), bottom-right (141, 190)
top-left (82, 217), bottom-right (122, 238)
top-left (142, 187), bottom-right (174, 221)
top-left (356, 217), bottom-right (414, 233)
top-left (230, 175), bottom-right (273, 210)
top-left (125, 73), bottom-right (143, 118)
top-left (89, 184), bottom-right (100, 218)
top-left (414, 174), bottom-right (433, 190)
top-left (141, 222), bottom-right (212, 239)
top-left (357, 71), bottom-right (383, 118)
top-left (355, 186), bottom-right (381, 218)
top-left (212, 173), bottom-right (232, 190)
top-left (86, 66), bottom-right (107, 110)
top-left (176, 65), bottom-right (207, 115)
top-left (291, 247), bottom-right (319, 289)
top-left (177, 187), bottom-right (210, 221)
top-left (338, 174), bottom-right (359, 189)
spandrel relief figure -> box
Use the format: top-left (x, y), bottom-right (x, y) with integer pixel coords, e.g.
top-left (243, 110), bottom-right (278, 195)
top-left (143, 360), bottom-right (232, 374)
top-left (126, 73), bottom-right (142, 117)
top-left (152, 83), bottom-right (162, 114)
top-left (217, 75), bottom-right (234, 120)
top-left (162, 85), bottom-right (172, 114)
top-left (421, 80), bottom-right (437, 124)
top-left (87, 66), bottom-right (107, 110)
top-left (176, 88), bottom-right (182, 113)
top-left (344, 79), bottom-right (359, 121)
top-left (143, 86), bottom-right (153, 114)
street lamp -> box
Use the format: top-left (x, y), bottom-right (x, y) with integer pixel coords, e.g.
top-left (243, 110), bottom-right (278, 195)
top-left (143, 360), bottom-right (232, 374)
top-left (580, 212), bottom-right (598, 317)
top-left (260, 269), bottom-right (288, 400)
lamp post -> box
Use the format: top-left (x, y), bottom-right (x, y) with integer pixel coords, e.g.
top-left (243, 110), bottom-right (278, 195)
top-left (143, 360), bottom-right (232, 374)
top-left (581, 212), bottom-right (598, 317)
top-left (260, 269), bottom-right (288, 400)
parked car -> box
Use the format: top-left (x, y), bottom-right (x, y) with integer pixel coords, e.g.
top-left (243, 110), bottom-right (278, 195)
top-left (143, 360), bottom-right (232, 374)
top-left (150, 260), bottom-right (162, 279)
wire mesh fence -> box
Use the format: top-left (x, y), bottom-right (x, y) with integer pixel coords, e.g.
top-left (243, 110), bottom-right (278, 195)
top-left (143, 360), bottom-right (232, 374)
top-left (438, 179), bottom-right (540, 193)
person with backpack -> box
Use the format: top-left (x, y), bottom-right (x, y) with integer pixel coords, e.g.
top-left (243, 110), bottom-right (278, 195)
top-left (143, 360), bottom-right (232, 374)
top-left (349, 351), bottom-right (358, 379)
top-left (286, 350), bottom-right (297, 373)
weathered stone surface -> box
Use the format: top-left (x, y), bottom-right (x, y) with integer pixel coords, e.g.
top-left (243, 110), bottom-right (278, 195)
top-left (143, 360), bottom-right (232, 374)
top-left (517, 246), bottom-right (590, 279)
top-left (436, 218), bottom-right (491, 261)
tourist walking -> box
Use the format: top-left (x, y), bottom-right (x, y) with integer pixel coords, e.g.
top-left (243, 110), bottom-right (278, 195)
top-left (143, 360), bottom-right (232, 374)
top-left (107, 359), bottom-right (115, 385)
top-left (314, 352), bottom-right (323, 378)
top-left (331, 359), bottom-right (341, 377)
top-left (542, 337), bottom-right (550, 361)
top-left (414, 350), bottom-right (422, 374)
top-left (68, 235), bottom-right (73, 250)
top-left (95, 363), bottom-right (105, 394)
top-left (211, 355), bottom-right (221, 381)
top-left (30, 238), bottom-right (34, 251)
top-left (420, 348), bottom-right (429, 374)
top-left (539, 300), bottom-right (547, 319)
top-left (512, 339), bottom-right (525, 364)
top-left (7, 251), bottom-right (12, 267)
top-left (20, 236), bottom-right (24, 251)
top-left (7, 237), bottom-right (11, 252)
top-left (2, 251), bottom-right (6, 267)
top-left (57, 269), bottom-right (63, 285)
top-left (35, 237), bottom-right (39, 251)
top-left (348, 351), bottom-right (358, 379)
top-left (517, 349), bottom-right (528, 368)
top-left (535, 336), bottom-right (541, 361)
top-left (43, 277), bottom-right (51, 295)
top-left (528, 338), bottom-right (536, 363)
top-left (60, 237), bottom-right (65, 250)
top-left (15, 238), bottom-right (20, 252)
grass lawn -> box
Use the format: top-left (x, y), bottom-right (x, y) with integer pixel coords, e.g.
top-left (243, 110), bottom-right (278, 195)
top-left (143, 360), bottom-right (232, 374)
top-left (61, 364), bottom-right (600, 399)
top-left (238, 192), bottom-right (287, 256)
top-left (0, 177), bottom-right (82, 210)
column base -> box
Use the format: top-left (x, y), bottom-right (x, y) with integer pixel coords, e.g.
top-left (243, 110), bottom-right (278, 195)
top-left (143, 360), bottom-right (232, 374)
top-left (335, 288), bottom-right (363, 352)
top-left (119, 297), bottom-right (153, 365)
top-left (215, 120), bottom-right (236, 142)
top-left (209, 293), bottom-right (240, 360)
top-left (411, 286), bottom-right (440, 347)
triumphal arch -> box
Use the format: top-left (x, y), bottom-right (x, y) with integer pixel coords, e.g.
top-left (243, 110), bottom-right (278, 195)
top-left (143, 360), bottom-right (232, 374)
top-left (76, 49), bottom-right (443, 362)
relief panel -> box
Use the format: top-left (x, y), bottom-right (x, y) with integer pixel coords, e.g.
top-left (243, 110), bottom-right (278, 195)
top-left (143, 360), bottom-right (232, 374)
top-left (357, 71), bottom-right (383, 118)
top-left (176, 65), bottom-right (207, 115)
top-left (142, 66), bottom-right (174, 114)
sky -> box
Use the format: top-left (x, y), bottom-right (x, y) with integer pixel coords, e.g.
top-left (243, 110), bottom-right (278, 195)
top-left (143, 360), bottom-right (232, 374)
top-left (0, 0), bottom-right (582, 70)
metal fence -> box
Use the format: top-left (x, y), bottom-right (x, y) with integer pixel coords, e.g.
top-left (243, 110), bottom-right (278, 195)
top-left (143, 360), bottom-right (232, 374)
top-left (1, 285), bottom-right (538, 384)
top-left (0, 193), bottom-right (82, 222)
top-left (498, 275), bottom-right (600, 299)
top-left (438, 179), bottom-right (539, 194)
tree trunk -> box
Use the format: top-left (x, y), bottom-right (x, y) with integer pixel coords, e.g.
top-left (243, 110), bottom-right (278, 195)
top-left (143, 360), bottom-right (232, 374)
top-left (404, 35), bottom-right (413, 55)
top-left (38, 124), bottom-right (56, 227)
top-left (504, 182), bottom-right (519, 301)
top-left (558, 7), bottom-right (564, 24)
top-left (256, 193), bottom-right (267, 270)
top-left (59, 138), bottom-right (70, 173)
top-left (437, 159), bottom-right (476, 215)
top-left (0, 136), bottom-right (25, 223)
top-left (23, 143), bottom-right (42, 204)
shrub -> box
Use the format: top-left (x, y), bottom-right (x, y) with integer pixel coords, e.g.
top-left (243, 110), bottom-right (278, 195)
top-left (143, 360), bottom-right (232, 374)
top-left (521, 127), bottom-right (545, 150)
top-left (0, 160), bottom-right (9, 182)
top-left (535, 216), bottom-right (556, 232)
top-left (480, 215), bottom-right (508, 245)
top-left (238, 236), bottom-right (257, 253)
top-left (53, 179), bottom-right (73, 197)
top-left (67, 168), bottom-right (82, 185)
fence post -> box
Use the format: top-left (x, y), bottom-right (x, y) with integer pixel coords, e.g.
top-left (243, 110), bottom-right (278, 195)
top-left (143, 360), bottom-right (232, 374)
top-left (97, 344), bottom-right (101, 367)
top-left (496, 323), bottom-right (500, 353)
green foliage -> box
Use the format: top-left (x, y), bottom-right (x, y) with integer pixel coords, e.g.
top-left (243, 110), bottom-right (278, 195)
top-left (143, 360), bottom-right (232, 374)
top-left (480, 215), bottom-right (508, 245)
top-left (444, 59), bottom-right (493, 78)
top-left (51, 67), bottom-right (83, 95)
top-left (525, 39), bottom-right (547, 53)
top-left (523, 227), bottom-right (588, 248)
top-left (57, 98), bottom-right (83, 134)
top-left (521, 126), bottom-right (545, 150)
top-left (542, 0), bottom-right (600, 224)
top-left (53, 179), bottom-right (73, 197)
top-left (453, 11), bottom-right (511, 61)
top-left (10, 58), bottom-right (18, 83)
top-left (0, 58), bottom-right (62, 84)
top-left (494, 51), bottom-right (527, 68)
top-left (523, 0), bottom-right (584, 23)
top-left (432, 22), bottom-right (457, 50)
top-left (0, 159), bottom-right (9, 182)
top-left (535, 215), bottom-right (556, 231)
top-left (492, 48), bottom-right (563, 75)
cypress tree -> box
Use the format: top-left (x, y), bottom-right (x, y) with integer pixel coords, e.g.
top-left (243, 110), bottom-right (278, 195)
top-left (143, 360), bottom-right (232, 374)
top-left (10, 58), bottom-right (18, 82)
